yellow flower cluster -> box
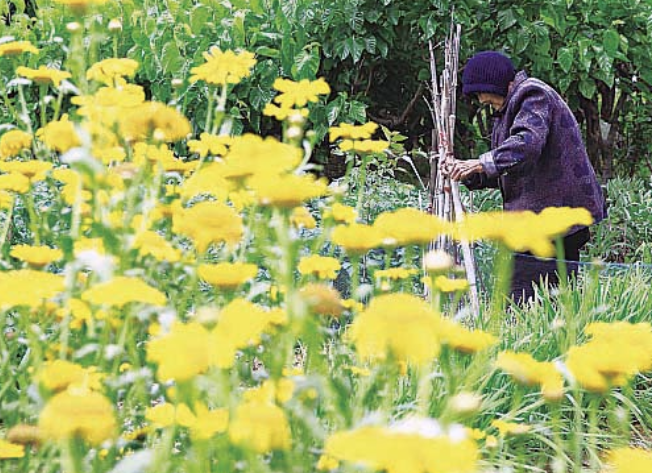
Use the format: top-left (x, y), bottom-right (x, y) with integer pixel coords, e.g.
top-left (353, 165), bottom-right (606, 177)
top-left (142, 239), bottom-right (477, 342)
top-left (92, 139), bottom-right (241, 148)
top-left (298, 254), bottom-right (341, 279)
top-left (264, 77), bottom-right (330, 120)
top-left (0, 130), bottom-right (32, 160)
top-left (566, 321), bottom-right (652, 392)
top-left (38, 360), bottom-right (104, 392)
top-left (290, 206), bottom-right (317, 229)
top-left (198, 262), bottom-right (258, 288)
top-left (36, 114), bottom-right (81, 153)
top-left (146, 402), bottom-right (228, 440)
top-left (324, 424), bottom-right (478, 473)
top-left (86, 58), bottom-right (139, 85)
top-left (172, 200), bottom-right (244, 252)
top-left (229, 398), bottom-right (291, 452)
top-left (16, 66), bottom-right (71, 87)
top-left (437, 319), bottom-right (497, 354)
top-left (39, 389), bottom-right (115, 445)
top-left (190, 47), bottom-right (257, 86)
top-left (147, 299), bottom-right (284, 380)
top-left (81, 276), bottom-right (167, 307)
top-left (374, 207), bottom-right (450, 246)
top-left (10, 244), bottom-right (63, 267)
top-left (496, 351), bottom-right (564, 401)
top-left (0, 270), bottom-right (64, 309)
top-left (603, 447), bottom-right (652, 473)
top-left (0, 439), bottom-right (25, 459)
top-left (299, 283), bottom-right (343, 317)
top-left (329, 121), bottom-right (388, 154)
top-left (133, 231), bottom-right (182, 263)
top-left (0, 41), bottom-right (39, 57)
top-left (187, 133), bottom-right (232, 158)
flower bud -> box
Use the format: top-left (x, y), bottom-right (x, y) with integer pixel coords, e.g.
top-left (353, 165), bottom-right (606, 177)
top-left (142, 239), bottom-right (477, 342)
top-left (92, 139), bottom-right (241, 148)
top-left (423, 250), bottom-right (454, 273)
top-left (108, 19), bottom-right (122, 32)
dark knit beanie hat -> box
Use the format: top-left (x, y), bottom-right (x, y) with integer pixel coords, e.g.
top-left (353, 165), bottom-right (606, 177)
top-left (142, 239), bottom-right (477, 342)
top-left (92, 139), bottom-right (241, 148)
top-left (462, 51), bottom-right (516, 97)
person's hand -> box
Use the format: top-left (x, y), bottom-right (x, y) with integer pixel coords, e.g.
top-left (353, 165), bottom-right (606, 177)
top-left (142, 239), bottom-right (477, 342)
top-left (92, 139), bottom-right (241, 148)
top-left (438, 153), bottom-right (455, 176)
top-left (449, 158), bottom-right (483, 181)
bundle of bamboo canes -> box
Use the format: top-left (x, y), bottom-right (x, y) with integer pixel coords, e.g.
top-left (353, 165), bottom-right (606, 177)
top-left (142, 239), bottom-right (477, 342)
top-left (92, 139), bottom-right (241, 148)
top-left (426, 23), bottom-right (480, 317)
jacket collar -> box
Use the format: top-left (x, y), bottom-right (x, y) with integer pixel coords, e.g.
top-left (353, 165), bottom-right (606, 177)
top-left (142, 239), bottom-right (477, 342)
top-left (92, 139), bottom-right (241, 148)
top-left (498, 70), bottom-right (529, 114)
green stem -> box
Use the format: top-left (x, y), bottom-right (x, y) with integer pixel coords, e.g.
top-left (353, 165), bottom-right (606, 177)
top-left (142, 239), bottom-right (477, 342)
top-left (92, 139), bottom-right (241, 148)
top-left (487, 244), bottom-right (513, 334)
top-left (24, 192), bottom-right (41, 245)
top-left (38, 84), bottom-right (48, 128)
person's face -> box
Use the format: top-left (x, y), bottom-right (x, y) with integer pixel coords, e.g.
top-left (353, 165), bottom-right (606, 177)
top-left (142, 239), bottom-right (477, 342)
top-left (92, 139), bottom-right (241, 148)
top-left (477, 92), bottom-right (505, 111)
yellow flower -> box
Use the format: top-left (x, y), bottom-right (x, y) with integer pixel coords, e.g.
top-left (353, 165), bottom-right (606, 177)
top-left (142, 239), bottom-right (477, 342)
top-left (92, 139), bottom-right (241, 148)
top-left (146, 403), bottom-right (228, 440)
top-left (345, 365), bottom-right (372, 376)
top-left (298, 255), bottom-right (341, 279)
top-left (39, 389), bottom-right (115, 445)
top-left (0, 160), bottom-right (53, 182)
top-left (38, 360), bottom-right (86, 391)
top-left (120, 102), bottom-right (191, 142)
top-left (133, 231), bottom-right (181, 263)
top-left (73, 238), bottom-right (105, 256)
top-left (290, 206), bottom-right (316, 229)
top-left (326, 202), bottom-right (357, 224)
top-left (496, 351), bottom-right (564, 400)
top-left (602, 447), bottom-right (652, 473)
top-left (0, 173), bottom-right (30, 194)
top-left (0, 439), bottom-right (24, 459)
top-left (212, 298), bottom-right (282, 352)
top-left (423, 275), bottom-right (469, 293)
top-left (243, 379), bottom-right (295, 404)
top-left (0, 41), bottom-right (39, 57)
top-left (331, 223), bottom-right (385, 254)
top-left (10, 244), bottom-right (63, 267)
top-left (299, 283), bottom-right (344, 317)
top-left (172, 201), bottom-right (244, 252)
top-left (374, 207), bottom-right (450, 246)
top-left (0, 269), bottom-right (64, 309)
top-left (220, 133), bottom-right (303, 180)
top-left (147, 322), bottom-right (211, 382)
top-left (81, 276), bottom-right (166, 307)
top-left (324, 424), bottom-right (478, 473)
top-left (272, 77), bottom-right (331, 108)
top-left (375, 267), bottom-right (418, 281)
top-left (145, 403), bottom-right (176, 427)
top-left (248, 173), bottom-right (328, 207)
top-left (0, 191), bottom-right (14, 209)
top-left (187, 133), bottom-right (232, 158)
top-left (491, 419), bottom-right (531, 436)
top-left (316, 454), bottom-right (339, 471)
top-left (36, 114), bottom-right (81, 153)
top-left (339, 139), bottom-right (389, 154)
top-left (86, 58), bottom-right (139, 85)
top-left (0, 130), bottom-right (32, 159)
top-left (263, 103), bottom-right (309, 121)
top-left (348, 293), bottom-right (442, 365)
top-left (190, 47), bottom-right (257, 86)
top-left (437, 319), bottom-right (496, 354)
top-left (229, 400), bottom-right (291, 452)
top-left (16, 66), bottom-right (71, 87)
top-left (329, 122), bottom-right (378, 141)
top-left (179, 162), bottom-right (233, 201)
top-left (197, 262), bottom-right (258, 288)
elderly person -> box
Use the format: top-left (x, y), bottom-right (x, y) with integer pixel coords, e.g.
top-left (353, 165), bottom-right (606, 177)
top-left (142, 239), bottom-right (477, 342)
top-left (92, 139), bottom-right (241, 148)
top-left (447, 51), bottom-right (606, 304)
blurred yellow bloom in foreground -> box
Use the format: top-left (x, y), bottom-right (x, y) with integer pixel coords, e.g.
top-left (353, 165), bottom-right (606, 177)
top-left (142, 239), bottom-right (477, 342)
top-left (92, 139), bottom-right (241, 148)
top-left (299, 283), bottom-right (343, 318)
top-left (36, 114), bottom-right (81, 153)
top-left (326, 202), bottom-right (357, 224)
top-left (0, 130), bottom-right (32, 159)
top-left (348, 293), bottom-right (441, 366)
top-left (198, 262), bottom-right (258, 288)
top-left (133, 231), bottom-right (181, 263)
top-left (0, 173), bottom-right (30, 194)
top-left (602, 447), bottom-right (652, 473)
top-left (39, 389), bottom-right (116, 445)
top-left (81, 276), bottom-right (166, 307)
top-left (437, 319), bottom-right (496, 355)
top-left (329, 122), bottom-right (378, 141)
top-left (187, 133), bottom-right (232, 158)
top-left (120, 102), bottom-right (191, 142)
top-left (0, 160), bottom-right (53, 182)
top-left (172, 200), bottom-right (244, 252)
top-left (10, 244), bottom-right (63, 267)
top-left (290, 206), bottom-right (316, 229)
top-left (229, 400), bottom-right (291, 452)
top-left (0, 270), bottom-right (64, 309)
top-left (0, 439), bottom-right (25, 459)
top-left (496, 351), bottom-right (564, 401)
top-left (491, 419), bottom-right (531, 436)
top-left (324, 424), bottom-right (478, 473)
top-left (331, 223), bottom-right (385, 254)
top-left (146, 402), bottom-right (228, 440)
top-left (248, 173), bottom-right (328, 208)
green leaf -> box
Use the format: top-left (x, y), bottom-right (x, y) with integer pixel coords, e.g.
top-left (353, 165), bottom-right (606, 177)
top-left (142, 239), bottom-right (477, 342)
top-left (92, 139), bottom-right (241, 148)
top-left (161, 42), bottom-right (183, 76)
top-left (557, 47), bottom-right (573, 74)
top-left (190, 6), bottom-right (212, 34)
top-left (291, 46), bottom-right (320, 80)
top-left (347, 100), bottom-right (367, 123)
top-left (579, 78), bottom-right (596, 99)
top-left (255, 46), bottom-right (280, 59)
top-left (498, 9), bottom-right (518, 31)
top-left (603, 29), bottom-right (620, 57)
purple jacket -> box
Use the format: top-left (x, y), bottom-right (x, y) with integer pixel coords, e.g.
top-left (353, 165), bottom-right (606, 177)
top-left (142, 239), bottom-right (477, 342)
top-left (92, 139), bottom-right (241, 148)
top-left (465, 71), bottom-right (606, 229)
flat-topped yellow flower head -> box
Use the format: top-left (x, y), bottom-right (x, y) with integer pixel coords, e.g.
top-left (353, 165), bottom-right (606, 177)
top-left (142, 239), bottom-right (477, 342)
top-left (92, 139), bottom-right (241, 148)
top-left (190, 47), bottom-right (256, 86)
top-left (0, 130), bottom-right (32, 160)
top-left (0, 41), bottom-right (39, 57)
top-left (16, 66), bottom-right (71, 87)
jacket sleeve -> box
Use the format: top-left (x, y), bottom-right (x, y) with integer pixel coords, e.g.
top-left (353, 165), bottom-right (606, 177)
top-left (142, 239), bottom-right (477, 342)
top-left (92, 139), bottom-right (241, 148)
top-left (480, 87), bottom-right (552, 178)
top-left (462, 172), bottom-right (499, 190)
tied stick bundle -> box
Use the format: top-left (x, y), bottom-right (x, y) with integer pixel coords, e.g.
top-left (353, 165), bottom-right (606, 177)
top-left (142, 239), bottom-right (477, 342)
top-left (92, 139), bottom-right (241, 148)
top-left (426, 23), bottom-right (480, 318)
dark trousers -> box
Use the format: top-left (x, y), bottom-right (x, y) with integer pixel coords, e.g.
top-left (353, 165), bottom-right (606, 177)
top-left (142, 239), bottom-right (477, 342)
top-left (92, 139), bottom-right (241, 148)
top-left (510, 228), bottom-right (590, 304)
